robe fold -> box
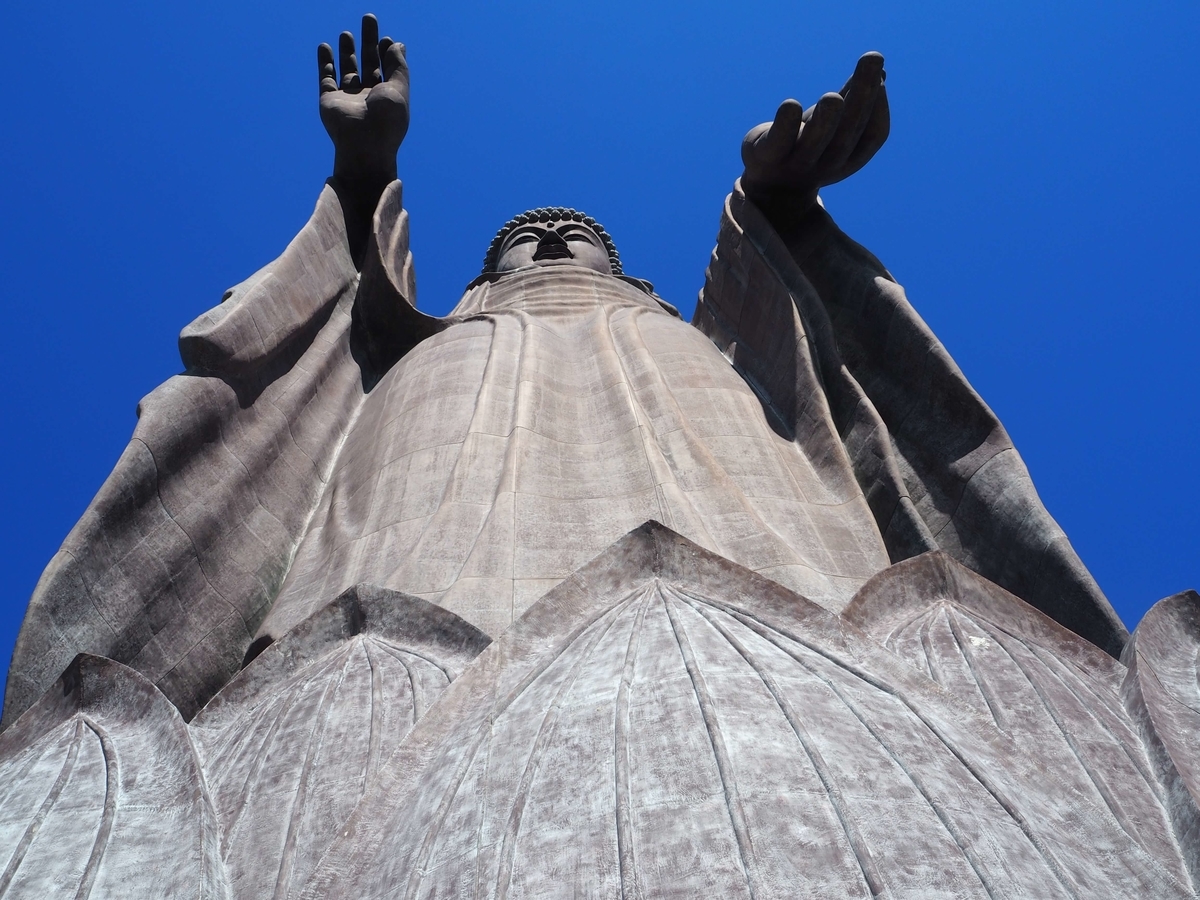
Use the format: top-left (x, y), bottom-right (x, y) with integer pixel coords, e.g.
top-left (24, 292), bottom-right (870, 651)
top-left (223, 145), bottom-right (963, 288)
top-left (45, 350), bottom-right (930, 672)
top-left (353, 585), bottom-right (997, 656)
top-left (2, 178), bottom-right (1125, 727)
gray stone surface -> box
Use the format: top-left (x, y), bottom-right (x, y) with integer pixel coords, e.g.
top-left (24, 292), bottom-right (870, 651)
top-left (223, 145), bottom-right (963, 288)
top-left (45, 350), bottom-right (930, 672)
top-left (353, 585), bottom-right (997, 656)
top-left (263, 259), bottom-right (891, 644)
top-left (298, 523), bottom-right (1191, 898)
top-left (1122, 589), bottom-right (1200, 886)
top-left (0, 585), bottom-right (489, 899)
top-left (0, 655), bottom-right (226, 898)
top-left (2, 526), bottom-right (1194, 897)
top-left (845, 552), bottom-right (1189, 882)
top-left (4, 167), bottom-right (1123, 728)
top-left (3, 183), bottom-right (365, 728)
top-left (1, 17), bottom-right (1192, 897)
top-left (696, 183), bottom-right (1125, 656)
top-left (190, 583), bottom-right (490, 900)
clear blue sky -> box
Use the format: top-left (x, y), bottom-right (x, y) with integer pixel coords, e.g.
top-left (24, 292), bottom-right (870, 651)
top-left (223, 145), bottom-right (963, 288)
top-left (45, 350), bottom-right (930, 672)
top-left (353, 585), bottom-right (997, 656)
top-left (1, 0), bottom-right (1196, 694)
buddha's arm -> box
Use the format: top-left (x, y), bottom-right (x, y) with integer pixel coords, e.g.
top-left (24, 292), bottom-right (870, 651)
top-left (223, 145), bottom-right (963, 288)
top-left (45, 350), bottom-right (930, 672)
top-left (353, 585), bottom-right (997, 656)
top-left (316, 16), bottom-right (440, 376)
top-left (772, 184), bottom-right (1126, 657)
top-left (6, 170), bottom-right (425, 732)
top-left (697, 183), bottom-right (1127, 656)
top-left (182, 11), bottom-right (424, 381)
top-left (2, 18), bottom-right (427, 728)
top-left (317, 14), bottom-right (410, 266)
top-left (3, 186), bottom-right (368, 728)
top-left (695, 54), bottom-right (1127, 656)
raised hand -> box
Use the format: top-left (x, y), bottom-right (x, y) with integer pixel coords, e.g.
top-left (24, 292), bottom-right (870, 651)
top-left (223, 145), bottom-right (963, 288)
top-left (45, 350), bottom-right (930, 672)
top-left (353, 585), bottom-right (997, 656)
top-left (741, 52), bottom-right (889, 218)
top-left (318, 14), bottom-right (410, 190)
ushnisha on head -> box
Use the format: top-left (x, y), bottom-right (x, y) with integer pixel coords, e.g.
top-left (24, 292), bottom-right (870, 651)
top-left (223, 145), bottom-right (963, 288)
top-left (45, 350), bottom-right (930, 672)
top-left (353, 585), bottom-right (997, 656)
top-left (484, 208), bottom-right (623, 276)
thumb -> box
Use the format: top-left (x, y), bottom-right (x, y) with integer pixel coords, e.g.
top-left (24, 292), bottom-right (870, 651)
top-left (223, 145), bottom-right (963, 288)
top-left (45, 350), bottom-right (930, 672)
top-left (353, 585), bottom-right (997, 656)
top-left (381, 39), bottom-right (409, 86)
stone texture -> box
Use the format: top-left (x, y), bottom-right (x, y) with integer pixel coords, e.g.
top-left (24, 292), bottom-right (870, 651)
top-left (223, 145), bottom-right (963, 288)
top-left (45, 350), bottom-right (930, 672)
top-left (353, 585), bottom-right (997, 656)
top-left (190, 583), bottom-right (490, 900)
top-left (263, 261), bottom-right (891, 646)
top-left (3, 184), bottom-right (365, 728)
top-left (0, 655), bottom-right (226, 898)
top-left (1122, 589), bottom-right (1200, 886)
top-left (845, 552), bottom-right (1189, 884)
top-left (1, 39), bottom-right (1186, 895)
top-left (695, 184), bottom-right (1126, 656)
top-left (298, 523), bottom-right (1191, 899)
top-left (0, 585), bottom-right (490, 899)
top-left (5, 172), bottom-right (1126, 730)
top-left (3, 524), bottom-right (1195, 897)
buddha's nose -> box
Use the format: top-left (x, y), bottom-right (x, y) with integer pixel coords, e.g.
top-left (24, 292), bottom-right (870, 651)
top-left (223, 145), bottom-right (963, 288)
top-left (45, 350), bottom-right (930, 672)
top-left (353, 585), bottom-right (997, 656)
top-left (533, 228), bottom-right (574, 260)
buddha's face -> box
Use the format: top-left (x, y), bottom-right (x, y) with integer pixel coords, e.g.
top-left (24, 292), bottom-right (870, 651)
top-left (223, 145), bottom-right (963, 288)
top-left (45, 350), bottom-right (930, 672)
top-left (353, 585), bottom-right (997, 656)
top-left (494, 220), bottom-right (612, 274)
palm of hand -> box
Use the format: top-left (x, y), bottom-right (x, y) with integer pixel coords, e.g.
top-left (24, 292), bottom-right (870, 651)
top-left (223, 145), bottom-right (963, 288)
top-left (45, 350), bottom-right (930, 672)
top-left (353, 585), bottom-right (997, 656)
top-left (741, 52), bottom-right (889, 210)
top-left (318, 15), bottom-right (410, 182)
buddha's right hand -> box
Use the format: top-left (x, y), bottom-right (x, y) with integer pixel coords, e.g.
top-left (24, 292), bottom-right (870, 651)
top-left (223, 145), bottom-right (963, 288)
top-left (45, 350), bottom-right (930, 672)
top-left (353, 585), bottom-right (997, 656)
top-left (318, 14), bottom-right (410, 198)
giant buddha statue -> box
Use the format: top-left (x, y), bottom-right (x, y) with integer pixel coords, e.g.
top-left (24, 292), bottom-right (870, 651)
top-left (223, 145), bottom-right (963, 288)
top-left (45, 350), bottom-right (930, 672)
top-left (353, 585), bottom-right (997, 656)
top-left (1, 15), bottom-right (1196, 899)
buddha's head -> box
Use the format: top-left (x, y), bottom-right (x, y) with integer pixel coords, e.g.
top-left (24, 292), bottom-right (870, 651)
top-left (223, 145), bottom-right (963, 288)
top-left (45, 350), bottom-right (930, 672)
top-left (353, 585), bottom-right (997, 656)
top-left (483, 208), bottom-right (622, 276)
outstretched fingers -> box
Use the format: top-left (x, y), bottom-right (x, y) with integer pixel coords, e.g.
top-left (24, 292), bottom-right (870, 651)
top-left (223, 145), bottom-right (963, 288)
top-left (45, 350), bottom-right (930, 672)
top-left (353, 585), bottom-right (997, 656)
top-left (318, 19), bottom-right (404, 97)
top-left (753, 99), bottom-right (804, 164)
top-left (360, 14), bottom-right (382, 87)
top-left (793, 92), bottom-right (844, 168)
top-left (339, 31), bottom-right (361, 93)
top-left (823, 52), bottom-right (884, 169)
top-left (844, 82), bottom-right (890, 174)
top-left (318, 42), bottom-right (338, 94)
top-left (839, 51), bottom-right (884, 98)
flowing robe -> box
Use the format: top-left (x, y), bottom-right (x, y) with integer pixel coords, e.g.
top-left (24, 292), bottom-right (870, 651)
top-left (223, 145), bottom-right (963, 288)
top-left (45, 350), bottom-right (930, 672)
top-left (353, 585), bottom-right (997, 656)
top-left (262, 261), bottom-right (891, 643)
top-left (2, 180), bottom-right (1126, 725)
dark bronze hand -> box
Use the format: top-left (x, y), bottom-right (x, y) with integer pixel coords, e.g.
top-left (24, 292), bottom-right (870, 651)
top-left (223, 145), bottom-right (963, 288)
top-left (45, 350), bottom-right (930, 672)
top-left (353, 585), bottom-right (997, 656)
top-left (318, 14), bottom-right (410, 191)
top-left (741, 52), bottom-right (889, 217)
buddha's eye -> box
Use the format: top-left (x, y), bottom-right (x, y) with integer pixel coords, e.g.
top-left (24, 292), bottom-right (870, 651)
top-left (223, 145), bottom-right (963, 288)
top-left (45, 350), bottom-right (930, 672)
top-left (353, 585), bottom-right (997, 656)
top-left (507, 233), bottom-right (539, 247)
top-left (564, 232), bottom-right (596, 243)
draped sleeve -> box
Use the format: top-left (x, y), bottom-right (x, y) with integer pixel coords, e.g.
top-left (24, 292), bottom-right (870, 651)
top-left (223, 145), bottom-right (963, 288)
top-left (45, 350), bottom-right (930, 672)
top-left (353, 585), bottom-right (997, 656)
top-left (693, 182), bottom-right (1128, 656)
top-left (3, 180), bottom-right (435, 727)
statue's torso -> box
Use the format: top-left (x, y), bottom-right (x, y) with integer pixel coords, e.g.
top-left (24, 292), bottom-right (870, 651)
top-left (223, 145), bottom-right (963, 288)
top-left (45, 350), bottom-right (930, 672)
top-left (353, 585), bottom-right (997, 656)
top-left (260, 267), bottom-right (890, 641)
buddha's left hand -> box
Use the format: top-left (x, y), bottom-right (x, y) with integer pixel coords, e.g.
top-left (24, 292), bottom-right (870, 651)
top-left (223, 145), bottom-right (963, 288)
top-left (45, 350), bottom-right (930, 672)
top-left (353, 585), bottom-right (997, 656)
top-left (740, 52), bottom-right (889, 222)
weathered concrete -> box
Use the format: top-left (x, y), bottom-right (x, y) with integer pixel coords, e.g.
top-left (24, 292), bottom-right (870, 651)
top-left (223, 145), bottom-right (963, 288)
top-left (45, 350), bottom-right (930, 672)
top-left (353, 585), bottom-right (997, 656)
top-left (3, 172), bottom-right (1125, 727)
top-left (190, 584), bottom-right (490, 900)
top-left (0, 15), bottom-right (1189, 898)
top-left (298, 523), bottom-right (1192, 898)
top-left (0, 655), bottom-right (227, 898)
top-left (1122, 589), bottom-right (1200, 886)
top-left (3, 183), bottom-right (365, 728)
